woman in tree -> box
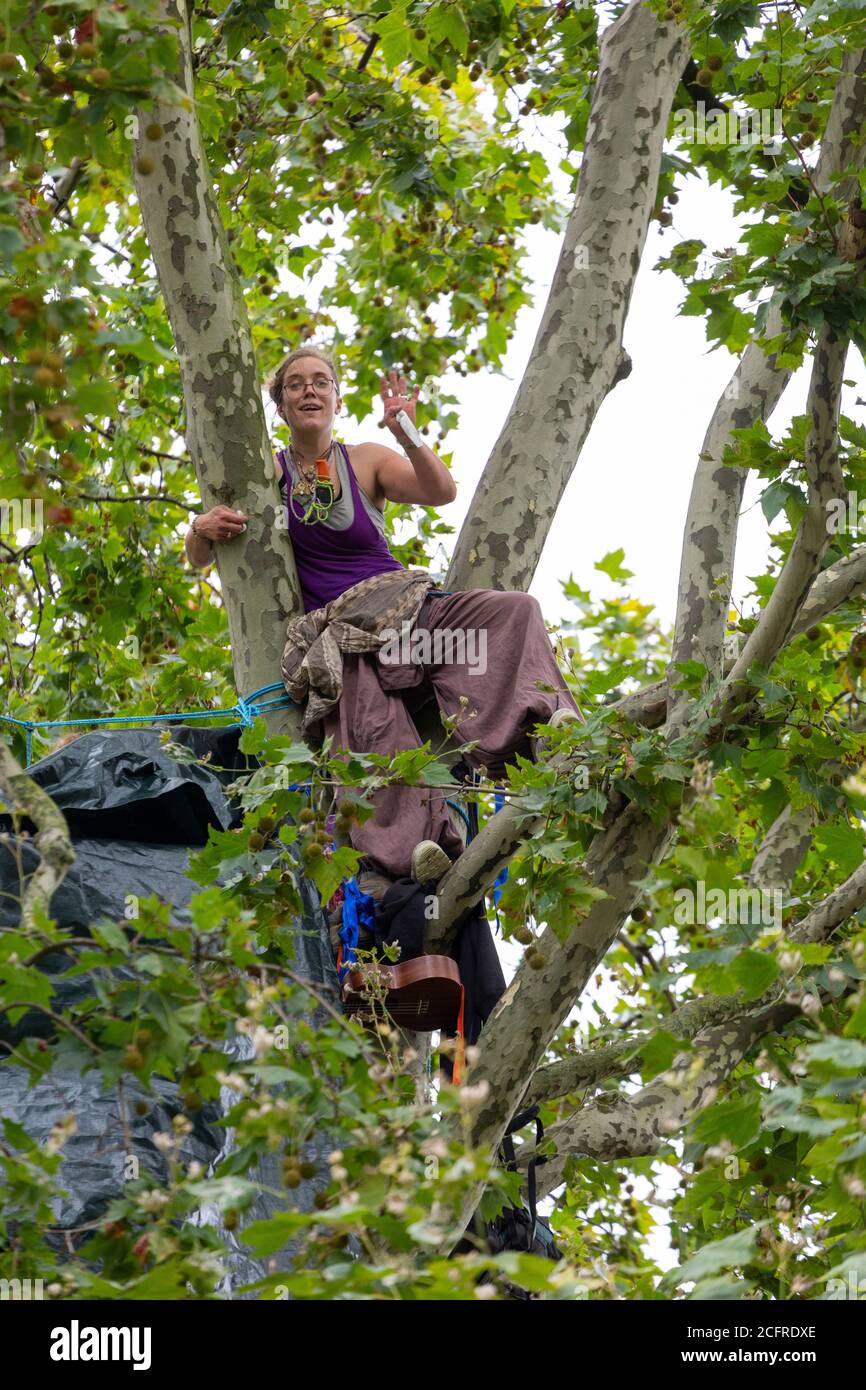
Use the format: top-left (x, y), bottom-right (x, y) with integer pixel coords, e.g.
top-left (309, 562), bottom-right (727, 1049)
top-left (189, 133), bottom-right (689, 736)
top-left (185, 345), bottom-right (581, 887)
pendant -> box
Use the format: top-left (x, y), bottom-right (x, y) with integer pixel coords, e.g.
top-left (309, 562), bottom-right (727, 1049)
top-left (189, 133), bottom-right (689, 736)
top-left (291, 455), bottom-right (335, 523)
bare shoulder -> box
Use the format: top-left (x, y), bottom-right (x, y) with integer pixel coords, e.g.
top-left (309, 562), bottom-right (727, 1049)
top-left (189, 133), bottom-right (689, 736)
top-left (342, 440), bottom-right (393, 506)
top-left (348, 440), bottom-right (400, 464)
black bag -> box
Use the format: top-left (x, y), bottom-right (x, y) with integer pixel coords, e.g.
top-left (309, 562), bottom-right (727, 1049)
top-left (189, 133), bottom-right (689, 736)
top-left (456, 1105), bottom-right (562, 1297)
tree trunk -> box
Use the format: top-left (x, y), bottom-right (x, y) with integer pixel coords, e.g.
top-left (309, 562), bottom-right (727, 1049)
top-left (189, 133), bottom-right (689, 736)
top-left (445, 2), bottom-right (688, 593)
top-left (133, 0), bottom-right (301, 730)
top-left (667, 46), bottom-right (866, 734)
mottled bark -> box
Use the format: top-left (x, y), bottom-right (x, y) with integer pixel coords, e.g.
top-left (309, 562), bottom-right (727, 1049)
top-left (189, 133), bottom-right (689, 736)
top-left (499, 327), bottom-right (840, 1169)
top-left (524, 990), bottom-right (746, 1109)
top-left (531, 1001), bottom-right (798, 1184)
top-left (747, 804), bottom-right (816, 894)
top-left (667, 47), bottom-right (866, 734)
top-left (667, 301), bottom-right (789, 735)
top-left (133, 0), bottom-right (301, 726)
top-left (0, 743), bottom-right (75, 932)
top-left (434, 497), bottom-right (841, 1157)
top-left (445, 2), bottom-right (688, 592)
top-left (528, 850), bottom-right (866, 1178)
top-left (427, 792), bottom-right (543, 951)
top-left (117, 4), bottom-right (866, 1241)
top-left (526, 795), bottom-right (816, 1109)
top-left (720, 326), bottom-right (847, 716)
top-left (436, 415), bottom-right (848, 1165)
top-left (791, 856), bottom-right (866, 946)
top-left (797, 544), bottom-right (866, 630)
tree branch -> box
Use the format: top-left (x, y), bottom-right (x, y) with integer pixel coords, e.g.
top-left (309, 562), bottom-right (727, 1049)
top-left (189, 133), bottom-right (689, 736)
top-left (445, 2), bottom-right (688, 592)
top-left (460, 801), bottom-right (673, 1153)
top-left (719, 324), bottom-right (847, 715)
top-left (667, 46), bottom-right (866, 735)
top-left (619, 541), bottom-right (866, 732)
top-left (0, 743), bottom-right (75, 932)
top-left (747, 803), bottom-right (816, 893)
top-left (526, 793), bottom-right (818, 1109)
top-left (524, 990), bottom-right (747, 1109)
top-left (529, 999), bottom-right (798, 1185)
top-left (527, 814), bottom-right (866, 1171)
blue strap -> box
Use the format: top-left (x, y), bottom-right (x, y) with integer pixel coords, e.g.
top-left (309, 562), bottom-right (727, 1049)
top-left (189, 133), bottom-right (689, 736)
top-left (446, 798), bottom-right (472, 839)
top-left (447, 783), bottom-right (509, 913)
top-left (0, 682), bottom-right (296, 766)
top-left (492, 788), bottom-right (508, 906)
top-left (338, 876), bottom-right (376, 979)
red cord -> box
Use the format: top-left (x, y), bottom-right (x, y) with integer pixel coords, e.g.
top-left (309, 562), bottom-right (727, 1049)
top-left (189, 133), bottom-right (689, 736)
top-left (452, 986), bottom-right (465, 1085)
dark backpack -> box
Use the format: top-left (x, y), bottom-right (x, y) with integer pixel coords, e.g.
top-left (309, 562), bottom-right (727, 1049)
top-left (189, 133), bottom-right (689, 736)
top-left (456, 1105), bottom-right (562, 1297)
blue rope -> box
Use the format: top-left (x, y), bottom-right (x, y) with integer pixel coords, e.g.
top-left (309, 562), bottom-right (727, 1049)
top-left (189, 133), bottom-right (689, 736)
top-left (0, 682), bottom-right (296, 767)
top-left (445, 798), bottom-right (472, 836)
top-left (492, 788), bottom-right (508, 907)
top-left (447, 782), bottom-right (509, 915)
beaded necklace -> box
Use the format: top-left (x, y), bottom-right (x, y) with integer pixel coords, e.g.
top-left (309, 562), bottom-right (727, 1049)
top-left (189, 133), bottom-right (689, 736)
top-left (288, 438), bottom-right (338, 524)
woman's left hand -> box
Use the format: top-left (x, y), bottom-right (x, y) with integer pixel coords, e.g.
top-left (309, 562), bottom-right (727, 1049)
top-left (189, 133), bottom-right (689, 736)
top-left (379, 370), bottom-right (421, 442)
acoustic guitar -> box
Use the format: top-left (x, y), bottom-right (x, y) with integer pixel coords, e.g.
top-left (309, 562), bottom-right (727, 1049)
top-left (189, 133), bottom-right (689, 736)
top-left (341, 954), bottom-right (463, 1034)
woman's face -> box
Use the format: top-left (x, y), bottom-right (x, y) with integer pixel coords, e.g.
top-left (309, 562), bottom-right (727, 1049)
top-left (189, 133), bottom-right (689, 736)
top-left (279, 359), bottom-right (341, 431)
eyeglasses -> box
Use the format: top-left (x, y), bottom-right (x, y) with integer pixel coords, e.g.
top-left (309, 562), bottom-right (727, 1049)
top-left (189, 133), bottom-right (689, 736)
top-left (283, 375), bottom-right (337, 395)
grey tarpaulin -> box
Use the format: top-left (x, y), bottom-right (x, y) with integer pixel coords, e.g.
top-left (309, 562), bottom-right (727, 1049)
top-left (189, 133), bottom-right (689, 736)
top-left (0, 725), bottom-right (340, 1294)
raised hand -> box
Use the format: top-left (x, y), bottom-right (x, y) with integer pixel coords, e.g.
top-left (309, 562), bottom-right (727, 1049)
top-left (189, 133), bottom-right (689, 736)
top-left (379, 369), bottom-right (421, 442)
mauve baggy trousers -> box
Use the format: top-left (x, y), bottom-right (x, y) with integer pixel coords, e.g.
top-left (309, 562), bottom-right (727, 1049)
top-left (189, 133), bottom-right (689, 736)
top-left (322, 588), bottom-right (581, 880)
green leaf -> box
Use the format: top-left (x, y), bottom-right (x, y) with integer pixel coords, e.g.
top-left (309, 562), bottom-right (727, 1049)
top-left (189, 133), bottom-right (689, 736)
top-left (661, 1225), bottom-right (759, 1292)
top-left (692, 1098), bottom-right (761, 1148)
top-left (729, 949), bottom-right (779, 1000)
top-left (634, 1029), bottom-right (682, 1079)
top-left (428, 2), bottom-right (469, 57)
top-left (745, 223), bottom-right (787, 259)
top-left (805, 1038), bottom-right (866, 1069)
top-left (421, 760), bottom-right (459, 787)
top-left (815, 823), bottom-right (866, 878)
top-left (761, 479), bottom-right (793, 524)
top-left (761, 1086), bottom-right (844, 1137)
top-left (594, 548), bottom-right (634, 583)
top-left (687, 1274), bottom-right (753, 1300)
top-left (90, 920), bottom-right (131, 954)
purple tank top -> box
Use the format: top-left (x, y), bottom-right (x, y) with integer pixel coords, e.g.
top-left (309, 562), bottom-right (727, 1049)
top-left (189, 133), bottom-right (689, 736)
top-left (277, 442), bottom-right (404, 613)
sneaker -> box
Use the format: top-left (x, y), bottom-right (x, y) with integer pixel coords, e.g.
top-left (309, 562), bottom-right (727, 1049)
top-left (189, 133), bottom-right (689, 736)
top-left (531, 706), bottom-right (582, 762)
top-left (410, 840), bottom-right (453, 885)
top-left (550, 706), bottom-right (583, 729)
